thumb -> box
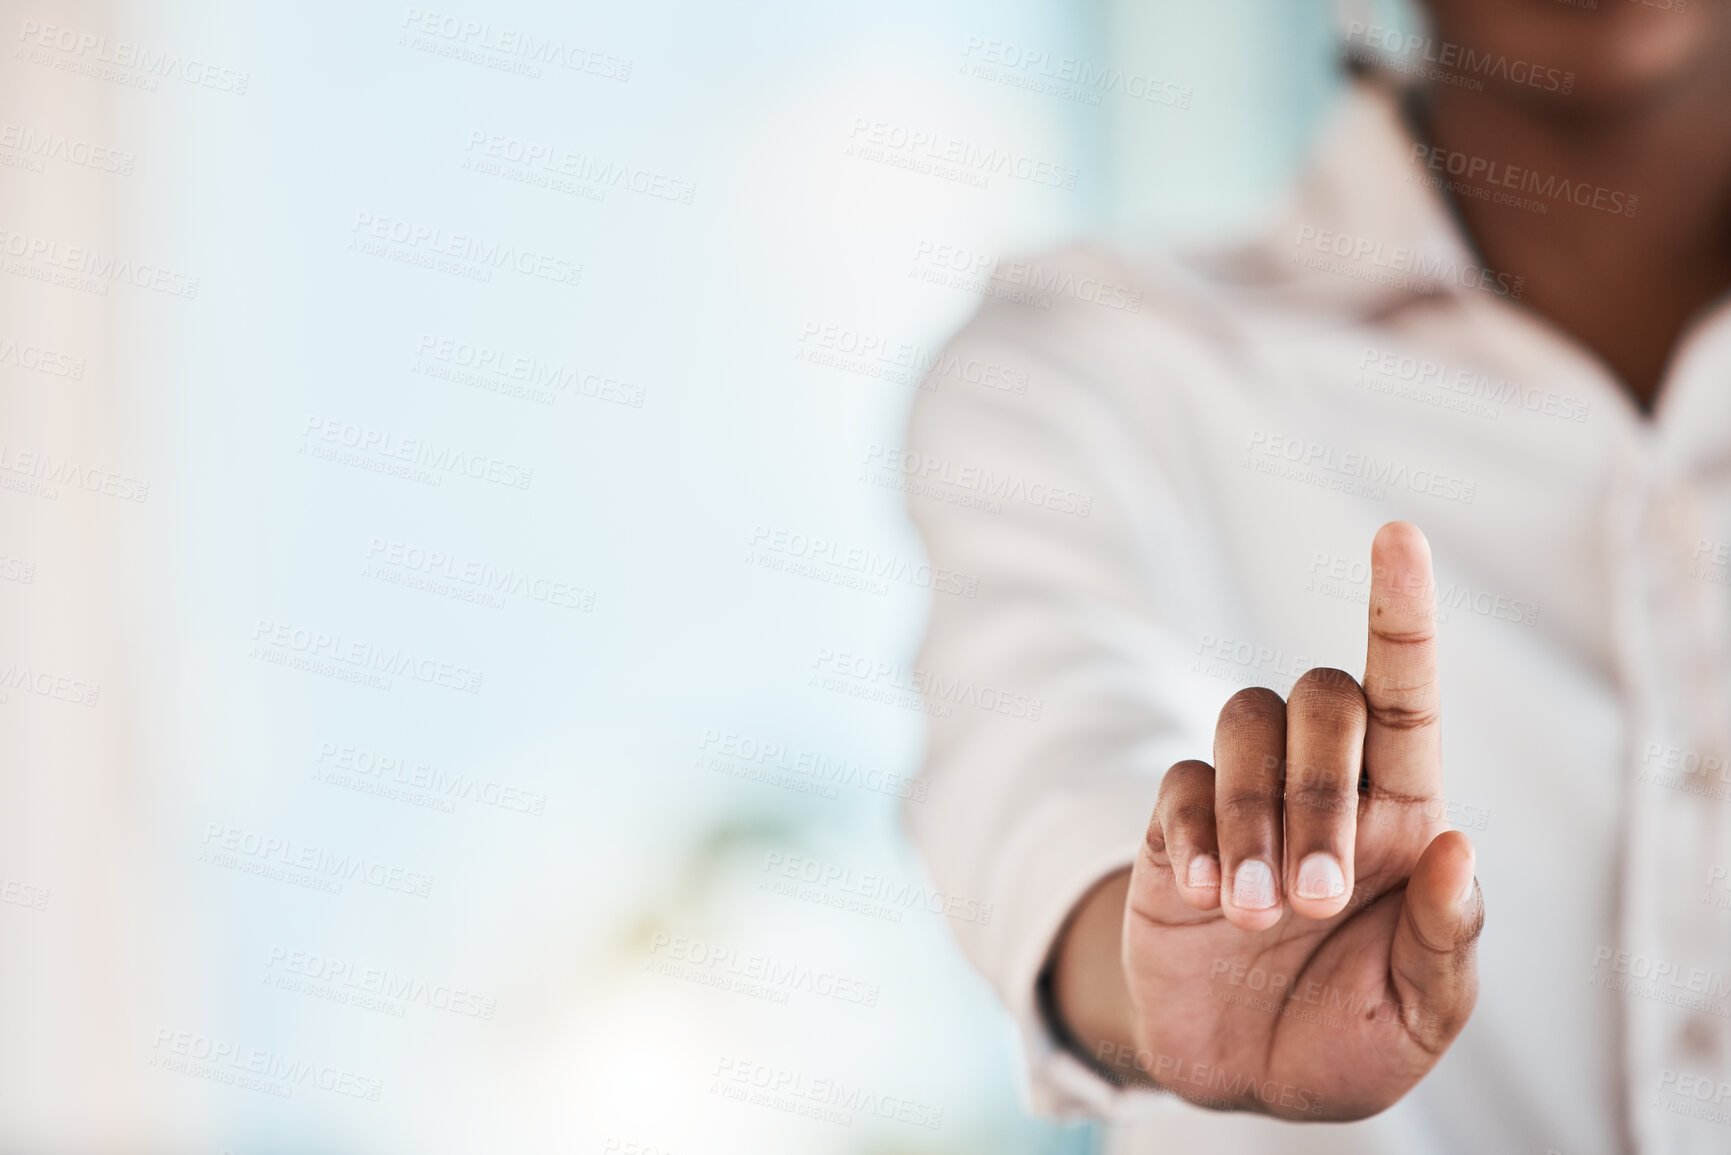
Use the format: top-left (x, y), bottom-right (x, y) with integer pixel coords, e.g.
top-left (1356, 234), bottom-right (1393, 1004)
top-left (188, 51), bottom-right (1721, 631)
top-left (1388, 829), bottom-right (1483, 1055)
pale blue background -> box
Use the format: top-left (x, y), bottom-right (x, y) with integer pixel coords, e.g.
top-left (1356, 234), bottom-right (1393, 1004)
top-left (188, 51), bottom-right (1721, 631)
top-left (12, 0), bottom-right (1407, 1150)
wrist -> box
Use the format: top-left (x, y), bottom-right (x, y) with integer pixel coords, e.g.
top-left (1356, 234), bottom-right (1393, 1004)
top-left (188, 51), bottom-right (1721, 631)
top-left (1042, 868), bottom-right (1154, 1088)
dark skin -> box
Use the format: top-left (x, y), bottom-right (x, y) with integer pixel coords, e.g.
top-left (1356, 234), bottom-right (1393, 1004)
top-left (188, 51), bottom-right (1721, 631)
top-left (1049, 0), bottom-right (1731, 1120)
top-left (1419, 0), bottom-right (1731, 411)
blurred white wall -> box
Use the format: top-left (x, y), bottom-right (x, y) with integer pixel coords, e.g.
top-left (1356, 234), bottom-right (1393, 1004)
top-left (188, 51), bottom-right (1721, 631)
top-left (0, 1), bottom-right (1352, 1151)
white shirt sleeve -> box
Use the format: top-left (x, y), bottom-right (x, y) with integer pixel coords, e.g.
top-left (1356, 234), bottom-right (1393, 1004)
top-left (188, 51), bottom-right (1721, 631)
top-left (901, 247), bottom-right (1234, 1121)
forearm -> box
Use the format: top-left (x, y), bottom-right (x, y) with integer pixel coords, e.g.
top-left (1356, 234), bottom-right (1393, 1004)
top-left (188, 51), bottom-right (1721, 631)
top-left (1046, 868), bottom-right (1152, 1086)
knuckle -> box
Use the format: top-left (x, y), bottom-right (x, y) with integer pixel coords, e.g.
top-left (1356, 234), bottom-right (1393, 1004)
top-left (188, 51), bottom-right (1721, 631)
top-left (1364, 783), bottom-right (1434, 810)
top-left (1402, 893), bottom-right (1483, 962)
top-left (1217, 788), bottom-right (1276, 826)
top-left (1157, 760), bottom-right (1213, 803)
top-left (1286, 778), bottom-right (1355, 819)
top-left (1367, 696), bottom-right (1440, 732)
top-left (1143, 815), bottom-right (1170, 865)
top-left (1363, 668), bottom-right (1434, 695)
top-left (1164, 758), bottom-right (1214, 785)
top-left (1368, 616), bottom-right (1438, 647)
top-left (1167, 799), bottom-right (1215, 834)
top-left (1288, 667), bottom-right (1367, 721)
top-left (1216, 687), bottom-right (1285, 736)
top-left (1404, 949), bottom-right (1479, 1053)
top-left (1405, 1002), bottom-right (1463, 1057)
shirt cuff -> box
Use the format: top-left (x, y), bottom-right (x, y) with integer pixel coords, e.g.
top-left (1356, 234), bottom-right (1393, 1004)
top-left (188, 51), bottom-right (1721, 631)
top-left (983, 768), bottom-right (1194, 1121)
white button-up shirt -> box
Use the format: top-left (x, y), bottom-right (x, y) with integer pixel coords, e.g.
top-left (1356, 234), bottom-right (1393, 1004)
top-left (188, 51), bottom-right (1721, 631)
top-left (905, 77), bottom-right (1731, 1154)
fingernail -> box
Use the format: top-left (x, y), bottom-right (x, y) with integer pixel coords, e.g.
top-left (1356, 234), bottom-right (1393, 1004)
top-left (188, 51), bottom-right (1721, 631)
top-left (1232, 860), bottom-right (1276, 910)
top-left (1186, 855), bottom-right (1220, 889)
top-left (1458, 875), bottom-right (1477, 907)
top-left (1296, 853), bottom-right (1346, 900)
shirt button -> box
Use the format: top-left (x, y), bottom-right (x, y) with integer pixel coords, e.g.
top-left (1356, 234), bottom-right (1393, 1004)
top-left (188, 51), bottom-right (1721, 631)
top-left (1653, 489), bottom-right (1694, 539)
top-left (1680, 1012), bottom-right (1719, 1060)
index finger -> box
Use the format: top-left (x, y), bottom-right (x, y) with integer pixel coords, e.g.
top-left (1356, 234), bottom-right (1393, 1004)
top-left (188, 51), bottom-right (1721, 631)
top-left (1362, 521), bottom-right (1441, 799)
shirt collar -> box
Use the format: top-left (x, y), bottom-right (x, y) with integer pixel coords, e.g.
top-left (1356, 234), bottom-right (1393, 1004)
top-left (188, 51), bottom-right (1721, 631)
top-left (1201, 78), bottom-right (1513, 319)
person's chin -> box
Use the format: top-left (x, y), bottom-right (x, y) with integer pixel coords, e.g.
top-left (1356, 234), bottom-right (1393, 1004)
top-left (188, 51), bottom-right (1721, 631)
top-left (1426, 2), bottom-right (1728, 114)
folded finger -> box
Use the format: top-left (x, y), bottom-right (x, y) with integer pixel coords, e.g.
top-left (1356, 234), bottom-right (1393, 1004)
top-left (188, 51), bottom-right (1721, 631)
top-left (1153, 760), bottom-right (1220, 910)
top-left (1282, 667), bottom-right (1366, 919)
top-left (1213, 686), bottom-right (1287, 931)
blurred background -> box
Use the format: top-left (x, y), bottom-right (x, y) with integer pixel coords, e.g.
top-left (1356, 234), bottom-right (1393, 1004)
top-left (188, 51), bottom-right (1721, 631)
top-left (0, 0), bottom-right (1412, 1150)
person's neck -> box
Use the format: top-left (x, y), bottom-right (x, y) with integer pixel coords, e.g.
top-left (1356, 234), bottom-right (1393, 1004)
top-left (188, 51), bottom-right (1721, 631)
top-left (1419, 75), bottom-right (1731, 412)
